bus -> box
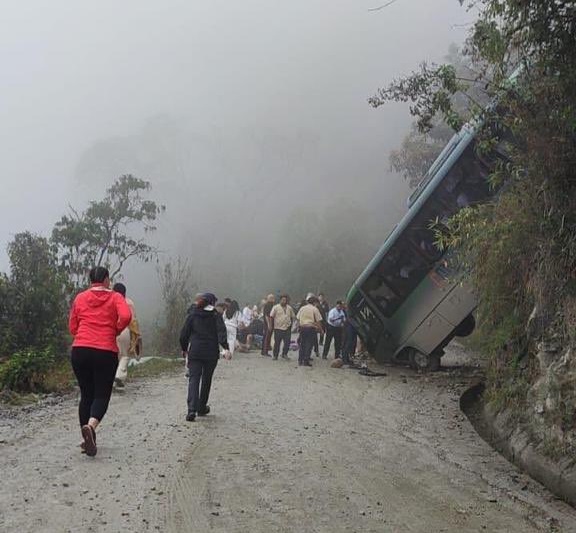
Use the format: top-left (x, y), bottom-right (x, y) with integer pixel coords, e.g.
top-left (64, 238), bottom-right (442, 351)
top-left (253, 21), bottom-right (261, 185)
top-left (346, 119), bottom-right (505, 371)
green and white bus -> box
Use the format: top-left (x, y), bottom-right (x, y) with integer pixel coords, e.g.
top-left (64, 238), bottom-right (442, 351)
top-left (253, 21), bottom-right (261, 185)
top-left (347, 120), bottom-right (504, 371)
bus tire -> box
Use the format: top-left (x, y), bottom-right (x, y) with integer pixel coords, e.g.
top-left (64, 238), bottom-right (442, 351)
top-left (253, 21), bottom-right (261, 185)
top-left (409, 349), bottom-right (441, 373)
top-left (455, 314), bottom-right (475, 337)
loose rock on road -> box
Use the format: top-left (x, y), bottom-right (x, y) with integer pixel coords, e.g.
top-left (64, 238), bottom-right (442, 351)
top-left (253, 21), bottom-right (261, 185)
top-left (1, 348), bottom-right (575, 532)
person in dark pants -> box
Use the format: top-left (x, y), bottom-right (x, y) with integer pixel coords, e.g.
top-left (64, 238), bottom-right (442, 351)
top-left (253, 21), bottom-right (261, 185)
top-left (270, 294), bottom-right (296, 360)
top-left (69, 266), bottom-right (132, 457)
top-left (179, 293), bottom-right (230, 422)
top-left (317, 293), bottom-right (329, 346)
top-left (342, 320), bottom-right (358, 365)
top-left (322, 301), bottom-right (346, 359)
top-left (296, 294), bottom-right (324, 367)
top-left (260, 294), bottom-right (275, 356)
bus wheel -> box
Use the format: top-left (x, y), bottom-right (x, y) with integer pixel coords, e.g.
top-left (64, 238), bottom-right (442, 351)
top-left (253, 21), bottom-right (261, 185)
top-left (409, 349), bottom-right (441, 372)
top-left (455, 314), bottom-right (475, 337)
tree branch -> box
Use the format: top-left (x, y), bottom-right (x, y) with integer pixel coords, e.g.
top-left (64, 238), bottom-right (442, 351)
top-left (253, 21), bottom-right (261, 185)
top-left (368, 0), bottom-right (400, 12)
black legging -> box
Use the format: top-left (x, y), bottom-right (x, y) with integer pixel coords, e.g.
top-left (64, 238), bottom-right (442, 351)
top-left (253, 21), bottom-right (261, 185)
top-left (71, 347), bottom-right (118, 426)
top-left (187, 359), bottom-right (218, 414)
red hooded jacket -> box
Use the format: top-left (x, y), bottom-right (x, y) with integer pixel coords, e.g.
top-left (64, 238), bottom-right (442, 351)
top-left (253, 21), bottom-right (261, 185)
top-left (69, 284), bottom-right (132, 353)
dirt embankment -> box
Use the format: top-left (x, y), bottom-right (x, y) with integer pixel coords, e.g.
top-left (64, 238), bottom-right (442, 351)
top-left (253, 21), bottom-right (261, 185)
top-left (462, 382), bottom-right (576, 509)
top-left (1, 347), bottom-right (575, 532)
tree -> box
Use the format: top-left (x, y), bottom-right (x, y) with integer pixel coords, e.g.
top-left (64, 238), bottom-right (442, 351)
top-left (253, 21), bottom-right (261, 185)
top-left (52, 175), bottom-right (164, 287)
top-left (0, 232), bottom-right (68, 357)
top-left (155, 257), bottom-right (197, 353)
top-left (387, 44), bottom-right (491, 188)
top-left (0, 273), bottom-right (16, 359)
top-left (389, 124), bottom-right (453, 188)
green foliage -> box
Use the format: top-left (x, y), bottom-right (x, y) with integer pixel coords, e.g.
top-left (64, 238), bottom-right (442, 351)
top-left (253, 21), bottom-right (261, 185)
top-left (0, 348), bottom-right (57, 393)
top-left (484, 352), bottom-right (533, 413)
top-left (387, 45), bottom-right (492, 188)
top-left (0, 274), bottom-right (17, 356)
top-left (52, 175), bottom-right (164, 287)
top-left (0, 232), bottom-right (68, 358)
top-left (370, 63), bottom-right (465, 133)
top-left (373, 0), bottom-right (576, 439)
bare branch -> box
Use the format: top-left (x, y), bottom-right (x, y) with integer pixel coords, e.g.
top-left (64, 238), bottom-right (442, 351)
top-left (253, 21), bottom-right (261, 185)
top-left (368, 0), bottom-right (400, 12)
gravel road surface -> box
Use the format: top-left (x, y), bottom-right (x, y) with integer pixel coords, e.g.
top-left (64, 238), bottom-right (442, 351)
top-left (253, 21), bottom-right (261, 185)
top-left (1, 348), bottom-right (575, 532)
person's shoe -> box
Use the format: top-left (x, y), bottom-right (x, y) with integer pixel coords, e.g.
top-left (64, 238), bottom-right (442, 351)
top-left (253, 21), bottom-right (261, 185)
top-left (114, 377), bottom-right (125, 388)
top-left (197, 405), bottom-right (210, 416)
top-left (303, 361), bottom-right (313, 367)
top-left (81, 425), bottom-right (97, 457)
top-left (321, 355), bottom-right (327, 360)
top-left (273, 356), bottom-right (278, 360)
top-left (80, 430), bottom-right (96, 453)
top-left (186, 412), bottom-right (196, 422)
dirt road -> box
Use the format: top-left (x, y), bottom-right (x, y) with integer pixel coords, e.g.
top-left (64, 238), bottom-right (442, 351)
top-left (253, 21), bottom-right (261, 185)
top-left (1, 348), bottom-right (575, 532)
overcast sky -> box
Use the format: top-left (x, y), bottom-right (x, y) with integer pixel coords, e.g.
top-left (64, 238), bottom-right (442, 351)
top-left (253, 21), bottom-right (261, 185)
top-left (0, 0), bottom-right (472, 280)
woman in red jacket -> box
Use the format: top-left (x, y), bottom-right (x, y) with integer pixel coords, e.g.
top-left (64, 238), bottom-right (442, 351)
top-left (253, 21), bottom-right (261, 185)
top-left (69, 266), bottom-right (132, 456)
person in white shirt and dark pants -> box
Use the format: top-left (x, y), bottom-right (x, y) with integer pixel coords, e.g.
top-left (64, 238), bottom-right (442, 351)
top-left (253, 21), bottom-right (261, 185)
top-left (322, 301), bottom-right (346, 359)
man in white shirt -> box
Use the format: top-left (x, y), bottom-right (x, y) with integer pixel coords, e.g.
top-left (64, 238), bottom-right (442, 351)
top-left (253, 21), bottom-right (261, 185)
top-left (322, 300), bottom-right (346, 359)
top-left (242, 305), bottom-right (253, 327)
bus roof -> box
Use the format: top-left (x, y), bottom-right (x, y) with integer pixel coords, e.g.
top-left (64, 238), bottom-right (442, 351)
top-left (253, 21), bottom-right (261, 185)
top-left (350, 122), bottom-right (478, 295)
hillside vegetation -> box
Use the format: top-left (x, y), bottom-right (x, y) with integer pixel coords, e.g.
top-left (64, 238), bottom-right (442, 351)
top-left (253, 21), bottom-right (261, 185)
top-left (373, 0), bottom-right (576, 456)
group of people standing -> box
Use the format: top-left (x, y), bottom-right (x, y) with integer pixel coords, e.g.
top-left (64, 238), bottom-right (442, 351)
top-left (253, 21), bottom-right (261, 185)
top-left (256, 292), bottom-right (358, 367)
top-left (67, 267), bottom-right (359, 457)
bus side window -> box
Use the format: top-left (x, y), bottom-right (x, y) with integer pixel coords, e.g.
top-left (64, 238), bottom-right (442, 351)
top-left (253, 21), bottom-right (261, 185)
top-left (441, 143), bottom-right (492, 209)
top-left (385, 242), bottom-right (429, 298)
top-left (456, 154), bottom-right (492, 204)
top-left (362, 271), bottom-right (399, 316)
top-left (406, 210), bottom-right (443, 264)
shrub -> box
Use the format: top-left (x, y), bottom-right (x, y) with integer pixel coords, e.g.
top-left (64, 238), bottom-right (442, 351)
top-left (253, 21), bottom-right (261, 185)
top-left (0, 348), bottom-right (59, 393)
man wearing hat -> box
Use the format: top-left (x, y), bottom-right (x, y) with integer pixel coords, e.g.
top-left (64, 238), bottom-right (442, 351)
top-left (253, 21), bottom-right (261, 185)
top-left (295, 294), bottom-right (324, 367)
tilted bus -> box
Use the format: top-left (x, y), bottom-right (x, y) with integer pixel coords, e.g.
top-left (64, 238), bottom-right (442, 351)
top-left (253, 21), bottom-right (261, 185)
top-left (346, 119), bottom-right (505, 371)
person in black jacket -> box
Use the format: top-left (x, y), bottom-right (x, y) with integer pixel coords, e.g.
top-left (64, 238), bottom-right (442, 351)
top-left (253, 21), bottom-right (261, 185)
top-left (179, 292), bottom-right (231, 422)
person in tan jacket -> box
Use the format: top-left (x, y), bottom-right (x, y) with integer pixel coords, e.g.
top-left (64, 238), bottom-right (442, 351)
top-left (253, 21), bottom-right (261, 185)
top-left (270, 294), bottom-right (296, 360)
top-left (296, 294), bottom-right (324, 367)
top-left (113, 283), bottom-right (142, 388)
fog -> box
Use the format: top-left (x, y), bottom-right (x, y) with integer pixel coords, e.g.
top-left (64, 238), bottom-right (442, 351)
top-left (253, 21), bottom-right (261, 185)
top-left (0, 0), bottom-right (471, 321)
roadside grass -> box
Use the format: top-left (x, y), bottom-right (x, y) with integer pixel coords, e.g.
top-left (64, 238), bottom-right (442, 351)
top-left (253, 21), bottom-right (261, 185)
top-left (128, 357), bottom-right (183, 379)
top-left (0, 360), bottom-right (75, 406)
top-left (0, 356), bottom-right (181, 406)
top-left (41, 362), bottom-right (76, 393)
top-left (0, 389), bottom-right (43, 406)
